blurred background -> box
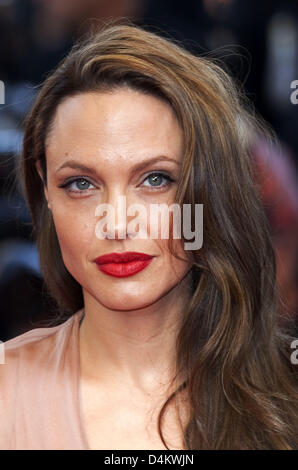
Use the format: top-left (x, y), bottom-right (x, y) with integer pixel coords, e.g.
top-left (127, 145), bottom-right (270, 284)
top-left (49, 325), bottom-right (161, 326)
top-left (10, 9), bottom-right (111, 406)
top-left (0, 0), bottom-right (297, 340)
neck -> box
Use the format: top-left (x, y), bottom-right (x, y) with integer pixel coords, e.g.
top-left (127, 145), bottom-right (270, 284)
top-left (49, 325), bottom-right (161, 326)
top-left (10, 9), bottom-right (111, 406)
top-left (79, 272), bottom-right (192, 395)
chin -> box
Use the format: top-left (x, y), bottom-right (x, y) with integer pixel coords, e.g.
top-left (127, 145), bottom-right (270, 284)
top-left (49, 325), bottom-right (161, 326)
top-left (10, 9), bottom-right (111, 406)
top-left (95, 291), bottom-right (161, 312)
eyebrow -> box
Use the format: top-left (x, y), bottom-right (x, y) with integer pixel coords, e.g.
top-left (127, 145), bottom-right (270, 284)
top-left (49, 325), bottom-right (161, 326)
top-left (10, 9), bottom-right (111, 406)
top-left (56, 156), bottom-right (180, 175)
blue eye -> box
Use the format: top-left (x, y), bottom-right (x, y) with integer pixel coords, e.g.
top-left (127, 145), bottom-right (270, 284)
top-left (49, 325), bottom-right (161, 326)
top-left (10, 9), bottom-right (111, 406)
top-left (58, 172), bottom-right (175, 195)
top-left (142, 173), bottom-right (174, 189)
top-left (59, 177), bottom-right (95, 193)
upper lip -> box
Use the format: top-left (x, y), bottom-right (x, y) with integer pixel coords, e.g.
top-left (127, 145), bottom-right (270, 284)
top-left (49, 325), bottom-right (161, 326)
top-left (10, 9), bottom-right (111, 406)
top-left (94, 252), bottom-right (154, 264)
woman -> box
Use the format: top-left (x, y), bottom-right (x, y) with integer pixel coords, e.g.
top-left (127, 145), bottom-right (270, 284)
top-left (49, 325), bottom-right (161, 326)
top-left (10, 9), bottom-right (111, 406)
top-left (1, 21), bottom-right (298, 450)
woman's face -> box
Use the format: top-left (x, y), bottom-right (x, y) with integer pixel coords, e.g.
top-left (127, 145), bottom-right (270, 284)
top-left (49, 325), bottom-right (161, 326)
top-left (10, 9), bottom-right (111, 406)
top-left (39, 88), bottom-right (192, 311)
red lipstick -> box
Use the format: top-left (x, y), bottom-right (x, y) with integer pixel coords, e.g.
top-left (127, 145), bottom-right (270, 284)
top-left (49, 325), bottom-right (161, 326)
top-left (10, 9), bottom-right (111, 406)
top-left (94, 252), bottom-right (154, 278)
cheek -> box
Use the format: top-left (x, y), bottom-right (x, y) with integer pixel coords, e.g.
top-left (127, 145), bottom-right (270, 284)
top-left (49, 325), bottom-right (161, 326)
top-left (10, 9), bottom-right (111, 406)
top-left (51, 205), bottom-right (95, 269)
top-left (156, 238), bottom-right (192, 281)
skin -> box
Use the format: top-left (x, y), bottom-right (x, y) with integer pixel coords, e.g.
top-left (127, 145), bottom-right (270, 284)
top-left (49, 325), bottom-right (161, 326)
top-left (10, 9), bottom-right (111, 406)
top-left (37, 89), bottom-right (192, 449)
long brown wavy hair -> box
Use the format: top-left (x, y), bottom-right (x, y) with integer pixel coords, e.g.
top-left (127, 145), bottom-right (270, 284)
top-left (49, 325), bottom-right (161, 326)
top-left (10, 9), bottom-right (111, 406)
top-left (19, 19), bottom-right (298, 449)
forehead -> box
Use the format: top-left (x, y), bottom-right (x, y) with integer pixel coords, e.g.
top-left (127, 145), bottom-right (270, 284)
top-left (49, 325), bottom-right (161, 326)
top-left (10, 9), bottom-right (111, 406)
top-left (45, 89), bottom-right (184, 170)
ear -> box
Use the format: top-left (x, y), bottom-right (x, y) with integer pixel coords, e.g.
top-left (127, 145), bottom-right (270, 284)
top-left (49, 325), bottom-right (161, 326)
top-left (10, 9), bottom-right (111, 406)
top-left (35, 159), bottom-right (51, 210)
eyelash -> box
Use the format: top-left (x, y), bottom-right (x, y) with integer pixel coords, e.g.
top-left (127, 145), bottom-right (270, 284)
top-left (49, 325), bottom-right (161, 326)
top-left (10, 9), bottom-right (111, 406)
top-left (58, 172), bottom-right (175, 195)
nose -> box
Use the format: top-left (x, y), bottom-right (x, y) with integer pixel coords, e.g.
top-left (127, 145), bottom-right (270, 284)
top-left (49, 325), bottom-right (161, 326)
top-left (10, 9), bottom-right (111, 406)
top-left (95, 189), bottom-right (136, 241)
top-left (106, 193), bottom-right (128, 240)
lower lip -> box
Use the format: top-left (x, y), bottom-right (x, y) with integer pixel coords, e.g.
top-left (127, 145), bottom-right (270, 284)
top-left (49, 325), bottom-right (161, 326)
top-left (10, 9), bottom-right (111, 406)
top-left (96, 259), bottom-right (153, 278)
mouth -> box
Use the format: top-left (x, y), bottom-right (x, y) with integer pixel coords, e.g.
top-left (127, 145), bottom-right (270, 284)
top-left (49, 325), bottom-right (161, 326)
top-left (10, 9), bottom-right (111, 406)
top-left (94, 252), bottom-right (154, 278)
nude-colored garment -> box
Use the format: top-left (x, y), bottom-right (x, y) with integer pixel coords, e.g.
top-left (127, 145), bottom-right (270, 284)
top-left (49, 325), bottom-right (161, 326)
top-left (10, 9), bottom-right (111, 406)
top-left (0, 309), bottom-right (90, 450)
